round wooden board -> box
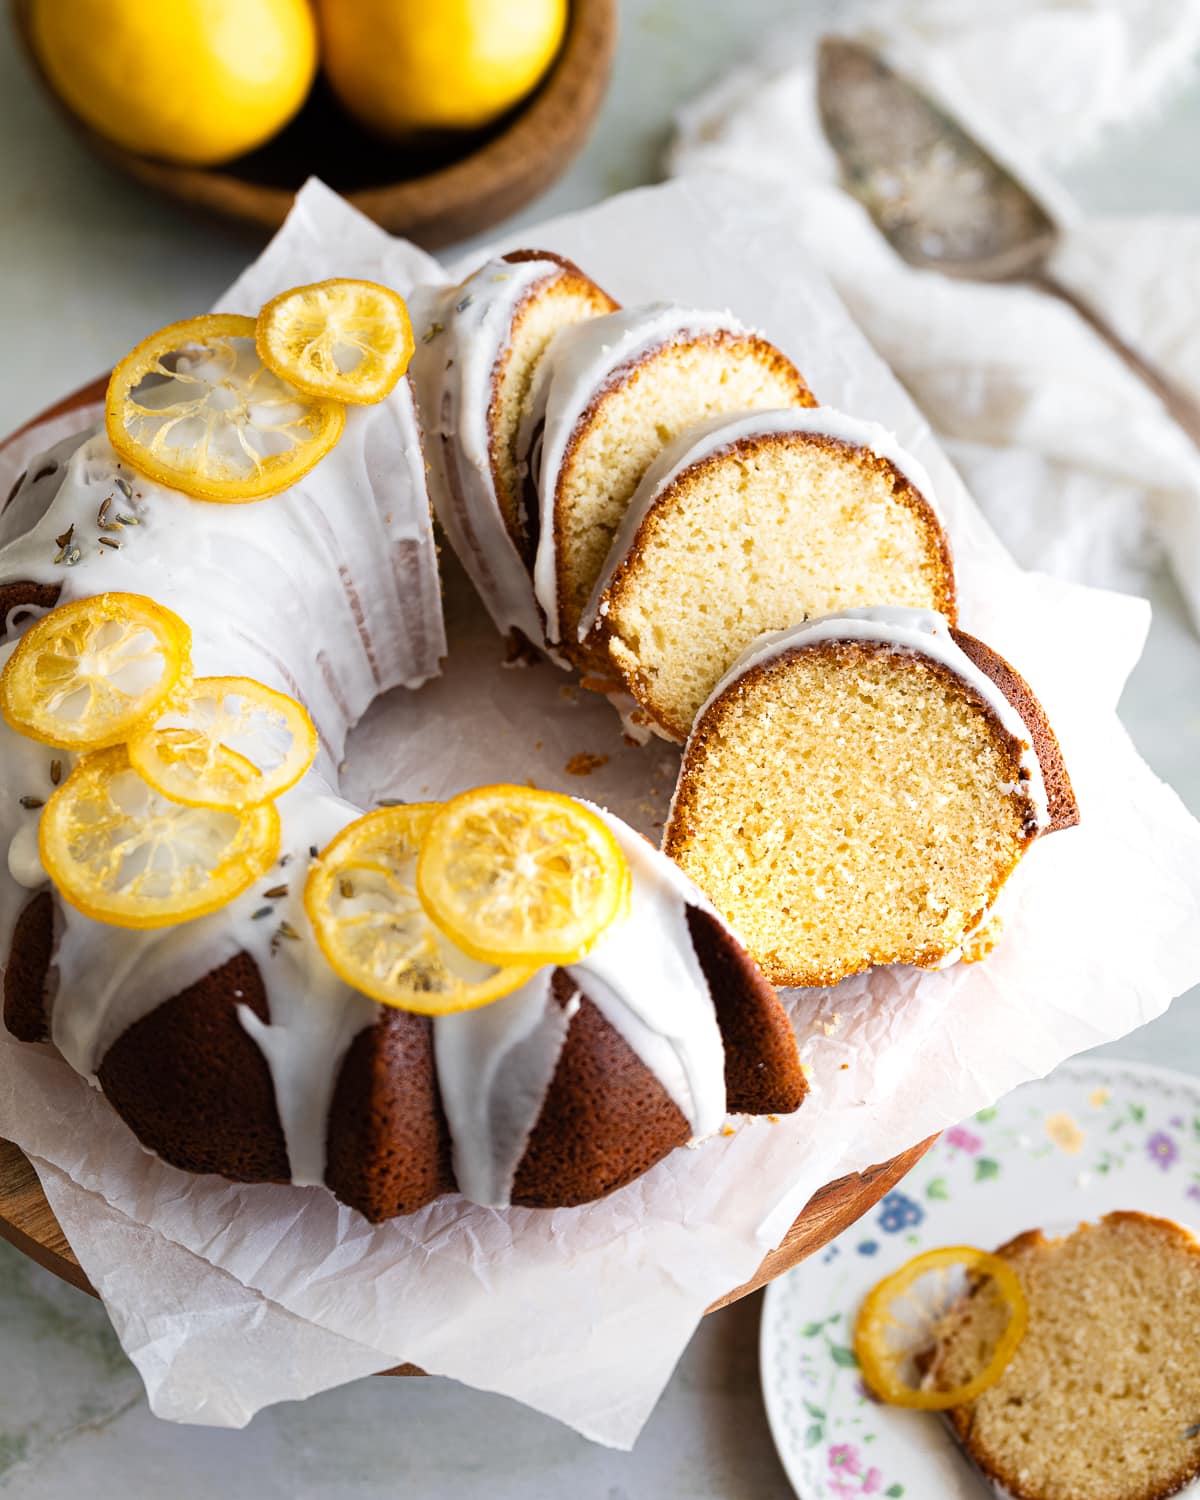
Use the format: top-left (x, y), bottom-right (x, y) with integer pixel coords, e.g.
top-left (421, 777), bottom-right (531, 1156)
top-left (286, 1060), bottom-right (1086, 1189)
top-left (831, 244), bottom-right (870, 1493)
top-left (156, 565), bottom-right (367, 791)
top-left (12, 0), bottom-right (616, 247)
top-left (0, 382), bottom-right (934, 1374)
top-left (0, 1134), bottom-right (935, 1376)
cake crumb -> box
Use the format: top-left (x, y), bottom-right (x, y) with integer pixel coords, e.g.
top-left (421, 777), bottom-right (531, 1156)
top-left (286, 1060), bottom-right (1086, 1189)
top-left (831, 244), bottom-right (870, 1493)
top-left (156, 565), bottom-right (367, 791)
top-left (962, 915), bottom-right (1004, 963)
top-left (565, 752), bottom-right (609, 777)
top-left (768, 1114), bottom-right (779, 1124)
top-left (720, 1123), bottom-right (736, 1137)
top-left (840, 1062), bottom-right (849, 1071)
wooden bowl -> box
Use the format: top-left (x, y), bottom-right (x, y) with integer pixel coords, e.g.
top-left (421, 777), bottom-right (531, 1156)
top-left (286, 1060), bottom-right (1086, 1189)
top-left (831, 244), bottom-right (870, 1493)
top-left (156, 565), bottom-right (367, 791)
top-left (12, 0), bottom-right (616, 247)
top-left (0, 380), bottom-right (934, 1374)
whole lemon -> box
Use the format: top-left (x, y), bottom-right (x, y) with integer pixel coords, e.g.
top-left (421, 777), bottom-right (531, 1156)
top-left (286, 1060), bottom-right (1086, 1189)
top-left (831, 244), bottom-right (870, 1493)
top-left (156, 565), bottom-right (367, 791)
top-left (30, 0), bottom-right (317, 167)
top-left (316, 0), bottom-right (567, 137)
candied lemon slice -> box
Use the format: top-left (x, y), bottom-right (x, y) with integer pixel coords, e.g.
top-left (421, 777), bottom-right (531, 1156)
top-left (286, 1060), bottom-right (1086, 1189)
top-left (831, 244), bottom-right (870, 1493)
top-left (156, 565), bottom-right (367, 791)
top-left (127, 675), bottom-right (317, 811)
top-left (105, 313), bottom-right (345, 502)
top-left (854, 1245), bottom-right (1029, 1409)
top-left (256, 279), bottom-right (414, 405)
top-left (305, 804), bottom-right (537, 1014)
top-left (39, 745), bottom-right (280, 929)
top-left (416, 784), bottom-right (631, 968)
top-left (0, 592), bottom-right (192, 751)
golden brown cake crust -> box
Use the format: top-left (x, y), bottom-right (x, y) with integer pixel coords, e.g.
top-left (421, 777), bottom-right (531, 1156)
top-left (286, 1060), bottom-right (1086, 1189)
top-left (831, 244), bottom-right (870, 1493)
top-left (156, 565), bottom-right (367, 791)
top-left (5, 885), bottom-right (804, 1216)
top-left (942, 1213), bottom-right (1200, 1500)
top-left (97, 952), bottom-right (291, 1184)
top-left (511, 972), bottom-right (692, 1207)
top-left (3, 891), bottom-right (53, 1042)
top-left (324, 1007), bottom-right (456, 1223)
top-left (950, 628), bottom-right (1080, 833)
top-left (592, 430), bottom-right (958, 741)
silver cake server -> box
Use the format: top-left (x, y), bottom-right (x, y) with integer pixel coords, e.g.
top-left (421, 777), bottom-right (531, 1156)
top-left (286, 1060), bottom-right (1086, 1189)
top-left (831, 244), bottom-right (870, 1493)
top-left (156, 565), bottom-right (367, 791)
top-left (817, 35), bottom-right (1200, 448)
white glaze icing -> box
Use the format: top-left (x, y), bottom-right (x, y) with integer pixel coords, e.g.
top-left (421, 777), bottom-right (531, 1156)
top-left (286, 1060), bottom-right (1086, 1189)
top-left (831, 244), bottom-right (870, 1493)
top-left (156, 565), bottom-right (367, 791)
top-left (579, 406), bottom-right (945, 640)
top-left (0, 412), bottom-right (740, 1207)
top-left (0, 395), bottom-right (443, 1186)
top-left (521, 304), bottom-right (753, 644)
top-left (690, 606), bottom-right (1050, 834)
top-left (409, 257), bottom-right (566, 652)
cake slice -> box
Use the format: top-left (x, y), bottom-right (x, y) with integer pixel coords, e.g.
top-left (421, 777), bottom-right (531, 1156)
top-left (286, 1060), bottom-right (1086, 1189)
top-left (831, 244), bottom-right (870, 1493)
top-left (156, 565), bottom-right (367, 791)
top-left (664, 607), bottom-right (1079, 987)
top-left (523, 305), bottom-right (817, 663)
top-left (582, 408), bottom-right (957, 741)
top-left (409, 250), bottom-right (617, 649)
top-left (931, 1213), bottom-right (1200, 1500)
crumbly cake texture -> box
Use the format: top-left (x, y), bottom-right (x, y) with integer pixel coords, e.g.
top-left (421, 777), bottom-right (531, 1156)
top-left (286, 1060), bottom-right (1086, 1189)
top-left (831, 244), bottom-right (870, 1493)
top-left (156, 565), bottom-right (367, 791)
top-left (932, 1212), bottom-right (1200, 1500)
top-left (591, 426), bottom-right (957, 741)
top-left (665, 625), bottom-right (1078, 988)
top-left (5, 884), bottom-right (806, 1221)
top-left (547, 330), bottom-right (815, 658)
top-left (490, 250), bottom-right (618, 559)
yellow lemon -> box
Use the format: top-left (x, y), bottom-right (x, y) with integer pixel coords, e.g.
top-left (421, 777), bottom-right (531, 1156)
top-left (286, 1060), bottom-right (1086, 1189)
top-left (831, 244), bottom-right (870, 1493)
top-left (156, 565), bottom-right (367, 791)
top-left (316, 0), bottom-right (567, 137)
top-left (30, 0), bottom-right (317, 167)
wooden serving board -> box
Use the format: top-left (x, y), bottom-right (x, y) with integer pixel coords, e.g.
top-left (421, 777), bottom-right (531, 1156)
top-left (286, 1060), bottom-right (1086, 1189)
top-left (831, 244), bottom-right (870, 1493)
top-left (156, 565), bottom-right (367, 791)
top-left (0, 1133), bottom-right (934, 1374)
top-left (0, 382), bottom-right (934, 1373)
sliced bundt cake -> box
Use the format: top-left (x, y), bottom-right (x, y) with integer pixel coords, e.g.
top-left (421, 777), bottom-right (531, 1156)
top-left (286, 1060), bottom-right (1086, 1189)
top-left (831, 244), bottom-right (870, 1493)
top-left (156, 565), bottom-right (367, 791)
top-left (931, 1213), bottom-right (1200, 1500)
top-left (583, 408), bottom-right (957, 741)
top-left (665, 607), bottom-right (1079, 987)
top-left (410, 250), bottom-right (617, 649)
top-left (523, 305), bottom-right (817, 662)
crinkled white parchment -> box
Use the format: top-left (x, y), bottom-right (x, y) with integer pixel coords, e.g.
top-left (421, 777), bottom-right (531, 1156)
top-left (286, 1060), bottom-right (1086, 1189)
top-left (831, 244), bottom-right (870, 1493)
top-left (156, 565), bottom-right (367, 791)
top-left (0, 178), bottom-right (1198, 1446)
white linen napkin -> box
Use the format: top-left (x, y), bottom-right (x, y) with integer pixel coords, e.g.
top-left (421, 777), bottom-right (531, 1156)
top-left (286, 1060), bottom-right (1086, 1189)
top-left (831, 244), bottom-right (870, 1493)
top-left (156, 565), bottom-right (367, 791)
top-left (670, 0), bottom-right (1200, 627)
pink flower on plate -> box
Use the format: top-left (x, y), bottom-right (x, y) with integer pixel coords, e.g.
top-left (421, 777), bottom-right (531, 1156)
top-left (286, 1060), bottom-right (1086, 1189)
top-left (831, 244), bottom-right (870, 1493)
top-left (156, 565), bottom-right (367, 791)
top-left (828, 1442), bottom-right (861, 1474)
top-left (863, 1467), bottom-right (884, 1493)
top-left (945, 1125), bottom-right (983, 1155)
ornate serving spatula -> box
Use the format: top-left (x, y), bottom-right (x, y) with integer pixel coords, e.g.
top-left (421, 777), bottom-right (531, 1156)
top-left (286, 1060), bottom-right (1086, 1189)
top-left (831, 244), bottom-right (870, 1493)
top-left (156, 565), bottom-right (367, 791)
top-left (817, 36), bottom-right (1200, 447)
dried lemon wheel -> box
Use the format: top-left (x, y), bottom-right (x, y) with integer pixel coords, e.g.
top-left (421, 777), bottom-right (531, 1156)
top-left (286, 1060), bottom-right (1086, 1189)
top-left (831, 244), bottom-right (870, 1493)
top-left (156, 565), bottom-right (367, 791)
top-left (105, 313), bottom-right (345, 502)
top-left (0, 592), bottom-right (192, 751)
top-left (256, 279), bottom-right (414, 405)
top-left (39, 745), bottom-right (280, 929)
top-left (305, 804), bottom-right (537, 1015)
top-left (854, 1245), bottom-right (1029, 1410)
top-left (416, 784), bottom-right (631, 968)
top-left (127, 675), bottom-right (317, 811)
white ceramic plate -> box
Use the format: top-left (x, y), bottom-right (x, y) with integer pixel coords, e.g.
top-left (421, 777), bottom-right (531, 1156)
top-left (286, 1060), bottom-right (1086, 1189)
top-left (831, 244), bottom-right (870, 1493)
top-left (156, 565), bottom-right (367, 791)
top-left (760, 1057), bottom-right (1200, 1499)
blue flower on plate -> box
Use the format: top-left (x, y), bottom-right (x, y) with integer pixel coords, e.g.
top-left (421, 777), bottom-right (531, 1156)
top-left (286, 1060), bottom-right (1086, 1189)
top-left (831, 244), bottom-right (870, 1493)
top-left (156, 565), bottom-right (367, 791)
top-left (877, 1192), bottom-right (924, 1233)
top-left (857, 1240), bottom-right (879, 1256)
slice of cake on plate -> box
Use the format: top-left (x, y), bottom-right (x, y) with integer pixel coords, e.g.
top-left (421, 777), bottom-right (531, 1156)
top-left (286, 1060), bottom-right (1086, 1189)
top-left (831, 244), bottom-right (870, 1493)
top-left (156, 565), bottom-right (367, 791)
top-left (582, 408), bottom-right (957, 741)
top-left (665, 607), bottom-right (1078, 987)
top-left (931, 1213), bottom-right (1200, 1500)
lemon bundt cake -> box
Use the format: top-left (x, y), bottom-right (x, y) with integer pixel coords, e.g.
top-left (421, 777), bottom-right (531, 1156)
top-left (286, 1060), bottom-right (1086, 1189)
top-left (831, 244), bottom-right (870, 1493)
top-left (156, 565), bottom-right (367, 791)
top-left (0, 314), bottom-right (805, 1222)
top-left (409, 250), bottom-right (618, 650)
top-left (665, 607), bottom-right (1079, 987)
top-left (931, 1213), bottom-right (1200, 1500)
top-left (521, 304), bottom-right (817, 665)
top-left (582, 408), bottom-right (957, 742)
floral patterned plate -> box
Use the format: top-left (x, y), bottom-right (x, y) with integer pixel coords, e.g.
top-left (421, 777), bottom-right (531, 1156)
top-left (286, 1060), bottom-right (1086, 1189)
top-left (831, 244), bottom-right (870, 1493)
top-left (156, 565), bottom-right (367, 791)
top-left (759, 1057), bottom-right (1200, 1499)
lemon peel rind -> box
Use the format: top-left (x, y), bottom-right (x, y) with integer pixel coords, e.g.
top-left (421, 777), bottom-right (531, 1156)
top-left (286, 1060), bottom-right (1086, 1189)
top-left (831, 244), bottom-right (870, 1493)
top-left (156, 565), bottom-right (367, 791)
top-left (415, 783), bottom-right (631, 969)
top-left (105, 313), bottom-right (345, 503)
top-left (304, 803), bottom-right (537, 1015)
top-left (126, 674), bottom-right (318, 811)
top-left (0, 592), bottom-right (193, 752)
top-left (39, 746), bottom-right (281, 931)
top-left (854, 1245), bottom-right (1029, 1410)
top-left (256, 278), bottom-right (414, 407)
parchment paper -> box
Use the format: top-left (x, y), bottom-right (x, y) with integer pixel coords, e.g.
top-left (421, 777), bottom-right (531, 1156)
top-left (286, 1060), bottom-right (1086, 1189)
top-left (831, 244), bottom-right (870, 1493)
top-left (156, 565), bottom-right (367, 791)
top-left (0, 177), bottom-right (1198, 1445)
